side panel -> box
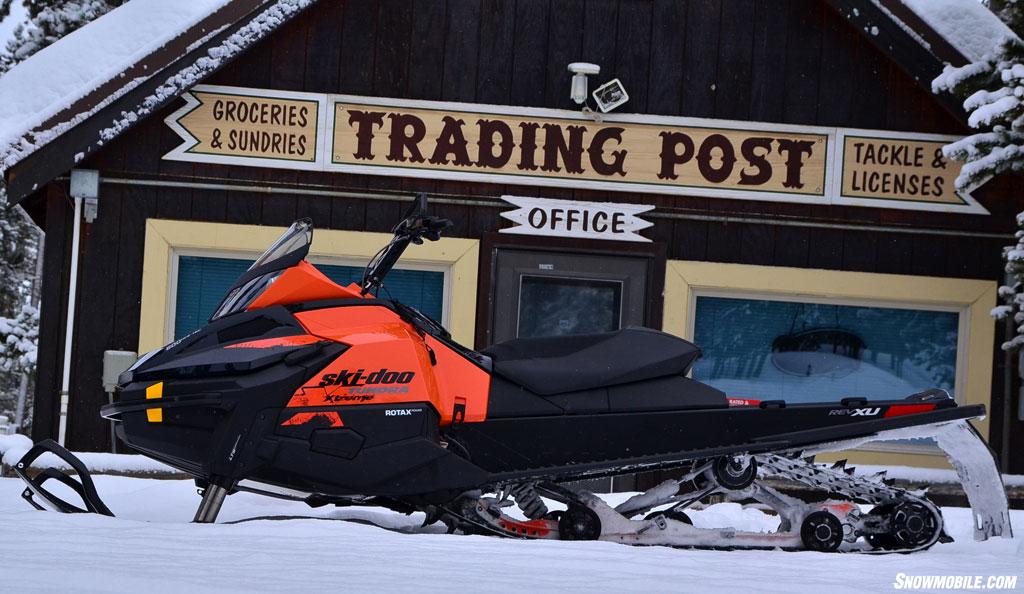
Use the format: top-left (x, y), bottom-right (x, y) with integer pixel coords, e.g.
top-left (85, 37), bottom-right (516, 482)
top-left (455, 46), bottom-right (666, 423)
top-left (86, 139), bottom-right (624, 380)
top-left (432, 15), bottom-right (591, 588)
top-left (289, 306), bottom-right (438, 408)
top-left (289, 305), bottom-right (491, 424)
top-left (425, 334), bottom-right (490, 423)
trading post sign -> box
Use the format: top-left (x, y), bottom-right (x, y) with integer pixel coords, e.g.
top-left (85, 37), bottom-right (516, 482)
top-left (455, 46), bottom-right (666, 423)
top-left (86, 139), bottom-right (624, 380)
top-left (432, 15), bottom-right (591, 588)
top-left (165, 85), bottom-right (987, 214)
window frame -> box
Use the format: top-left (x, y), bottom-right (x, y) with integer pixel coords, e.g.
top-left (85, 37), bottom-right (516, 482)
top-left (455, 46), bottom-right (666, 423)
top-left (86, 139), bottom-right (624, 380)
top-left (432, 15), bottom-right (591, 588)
top-left (663, 260), bottom-right (996, 458)
top-left (687, 289), bottom-right (968, 408)
top-left (140, 219), bottom-right (479, 353)
top-left (168, 248), bottom-right (452, 342)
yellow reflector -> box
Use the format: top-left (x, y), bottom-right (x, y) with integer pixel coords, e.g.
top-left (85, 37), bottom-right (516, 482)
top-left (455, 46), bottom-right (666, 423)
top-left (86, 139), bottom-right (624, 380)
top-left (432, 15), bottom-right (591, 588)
top-left (145, 382), bottom-right (163, 423)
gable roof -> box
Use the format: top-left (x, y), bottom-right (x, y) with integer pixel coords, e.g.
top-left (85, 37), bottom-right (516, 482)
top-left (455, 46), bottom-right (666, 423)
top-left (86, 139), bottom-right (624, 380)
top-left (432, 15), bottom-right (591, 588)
top-left (0, 0), bottom-right (1010, 207)
top-left (0, 0), bottom-right (315, 204)
top-left (825, 0), bottom-right (1018, 122)
top-left (899, 0), bottom-right (1017, 63)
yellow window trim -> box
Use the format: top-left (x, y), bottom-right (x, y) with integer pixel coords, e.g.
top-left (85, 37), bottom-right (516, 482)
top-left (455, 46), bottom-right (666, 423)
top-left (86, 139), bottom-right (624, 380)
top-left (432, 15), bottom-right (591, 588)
top-left (139, 218), bottom-right (479, 353)
top-left (662, 260), bottom-right (997, 467)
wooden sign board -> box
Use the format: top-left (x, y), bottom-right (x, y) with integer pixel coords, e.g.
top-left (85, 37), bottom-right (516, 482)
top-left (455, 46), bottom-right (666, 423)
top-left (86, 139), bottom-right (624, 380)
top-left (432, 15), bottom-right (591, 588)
top-left (837, 131), bottom-right (968, 207)
top-left (165, 85), bottom-right (987, 214)
top-left (164, 86), bottom-right (329, 170)
top-left (499, 195), bottom-right (654, 242)
top-left (330, 99), bottom-right (829, 200)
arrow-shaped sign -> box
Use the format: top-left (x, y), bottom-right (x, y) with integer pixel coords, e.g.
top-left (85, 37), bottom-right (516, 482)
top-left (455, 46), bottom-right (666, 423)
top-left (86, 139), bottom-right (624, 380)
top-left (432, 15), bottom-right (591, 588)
top-left (500, 195), bottom-right (654, 243)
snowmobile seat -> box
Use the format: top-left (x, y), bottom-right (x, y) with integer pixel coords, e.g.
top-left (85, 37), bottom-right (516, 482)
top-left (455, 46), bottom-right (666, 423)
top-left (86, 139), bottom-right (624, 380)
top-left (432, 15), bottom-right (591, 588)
top-left (481, 327), bottom-right (702, 396)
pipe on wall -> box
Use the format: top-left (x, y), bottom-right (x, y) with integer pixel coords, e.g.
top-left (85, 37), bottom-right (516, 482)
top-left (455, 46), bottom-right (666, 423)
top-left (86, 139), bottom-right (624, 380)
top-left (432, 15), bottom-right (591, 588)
top-left (57, 196), bottom-right (82, 446)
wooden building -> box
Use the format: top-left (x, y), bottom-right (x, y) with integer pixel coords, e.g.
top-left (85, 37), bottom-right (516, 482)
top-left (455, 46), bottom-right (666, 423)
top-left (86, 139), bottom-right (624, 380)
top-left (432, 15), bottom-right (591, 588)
top-left (1, 0), bottom-right (1021, 474)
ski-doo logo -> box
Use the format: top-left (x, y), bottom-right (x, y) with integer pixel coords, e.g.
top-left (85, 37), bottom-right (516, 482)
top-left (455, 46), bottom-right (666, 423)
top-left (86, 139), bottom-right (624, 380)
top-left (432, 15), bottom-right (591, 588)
top-left (385, 408), bottom-right (419, 416)
top-left (317, 368), bottom-right (415, 388)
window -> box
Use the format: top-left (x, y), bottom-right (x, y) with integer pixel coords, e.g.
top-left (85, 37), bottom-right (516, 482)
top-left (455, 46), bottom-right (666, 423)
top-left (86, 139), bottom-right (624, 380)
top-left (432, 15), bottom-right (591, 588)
top-left (691, 296), bottom-right (959, 404)
top-left (173, 255), bottom-right (445, 340)
top-left (517, 276), bottom-right (623, 338)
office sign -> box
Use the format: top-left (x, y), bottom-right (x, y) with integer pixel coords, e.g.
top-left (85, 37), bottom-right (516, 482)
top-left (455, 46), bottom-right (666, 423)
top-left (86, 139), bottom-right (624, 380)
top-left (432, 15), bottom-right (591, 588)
top-left (499, 195), bottom-right (654, 242)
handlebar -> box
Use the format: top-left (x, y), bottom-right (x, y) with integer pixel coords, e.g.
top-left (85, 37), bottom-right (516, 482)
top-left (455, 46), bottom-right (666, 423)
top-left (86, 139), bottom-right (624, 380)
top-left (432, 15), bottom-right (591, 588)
top-left (361, 194), bottom-right (452, 294)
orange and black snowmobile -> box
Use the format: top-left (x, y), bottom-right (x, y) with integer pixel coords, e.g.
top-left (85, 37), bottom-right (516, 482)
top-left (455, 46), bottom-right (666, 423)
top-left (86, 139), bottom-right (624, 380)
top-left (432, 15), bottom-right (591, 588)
top-left (16, 195), bottom-right (1012, 552)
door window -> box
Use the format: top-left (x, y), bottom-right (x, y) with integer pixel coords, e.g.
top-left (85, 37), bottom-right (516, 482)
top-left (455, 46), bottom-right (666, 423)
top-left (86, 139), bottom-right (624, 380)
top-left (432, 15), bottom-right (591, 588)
top-left (490, 249), bottom-right (649, 344)
top-left (517, 276), bottom-right (623, 338)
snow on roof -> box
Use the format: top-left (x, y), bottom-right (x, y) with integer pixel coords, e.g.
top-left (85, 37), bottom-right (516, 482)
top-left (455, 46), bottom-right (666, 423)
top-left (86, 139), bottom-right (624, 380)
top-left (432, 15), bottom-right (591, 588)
top-left (900, 0), bottom-right (1018, 62)
top-left (0, 0), bottom-right (232, 172)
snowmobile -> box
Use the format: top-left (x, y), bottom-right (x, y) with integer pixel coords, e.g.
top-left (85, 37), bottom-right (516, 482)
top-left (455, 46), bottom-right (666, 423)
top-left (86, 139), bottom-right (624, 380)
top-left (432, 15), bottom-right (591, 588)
top-left (15, 194), bottom-right (1013, 553)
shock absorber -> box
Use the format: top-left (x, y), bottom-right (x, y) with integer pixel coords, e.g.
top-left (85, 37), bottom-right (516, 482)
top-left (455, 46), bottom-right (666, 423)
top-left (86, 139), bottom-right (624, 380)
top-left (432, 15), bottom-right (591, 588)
top-left (511, 483), bottom-right (549, 519)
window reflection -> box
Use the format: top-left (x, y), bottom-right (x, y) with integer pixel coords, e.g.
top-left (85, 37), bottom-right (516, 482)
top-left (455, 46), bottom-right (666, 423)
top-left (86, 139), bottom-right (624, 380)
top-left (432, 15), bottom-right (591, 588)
top-left (518, 276), bottom-right (622, 338)
top-left (692, 297), bottom-right (958, 404)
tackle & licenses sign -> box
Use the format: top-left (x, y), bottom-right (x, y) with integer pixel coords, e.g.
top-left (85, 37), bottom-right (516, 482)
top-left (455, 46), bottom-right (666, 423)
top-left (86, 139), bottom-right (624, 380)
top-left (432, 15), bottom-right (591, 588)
top-left (165, 84), bottom-right (987, 214)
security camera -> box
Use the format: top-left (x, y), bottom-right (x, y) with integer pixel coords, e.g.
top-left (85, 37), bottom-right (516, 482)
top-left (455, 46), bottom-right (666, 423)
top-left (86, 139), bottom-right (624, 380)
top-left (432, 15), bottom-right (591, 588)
top-left (568, 62), bottom-right (600, 105)
top-left (592, 78), bottom-right (629, 113)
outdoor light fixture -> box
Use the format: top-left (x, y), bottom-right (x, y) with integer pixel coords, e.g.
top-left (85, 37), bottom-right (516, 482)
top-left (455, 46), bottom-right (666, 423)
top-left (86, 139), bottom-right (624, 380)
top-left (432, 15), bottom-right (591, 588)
top-left (568, 62), bottom-right (600, 105)
top-left (567, 63), bottom-right (629, 120)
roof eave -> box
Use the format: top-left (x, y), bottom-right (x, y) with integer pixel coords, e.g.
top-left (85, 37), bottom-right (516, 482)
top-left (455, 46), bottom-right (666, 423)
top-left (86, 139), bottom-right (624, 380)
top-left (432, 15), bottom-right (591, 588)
top-left (3, 0), bottom-right (316, 205)
top-left (823, 0), bottom-right (970, 127)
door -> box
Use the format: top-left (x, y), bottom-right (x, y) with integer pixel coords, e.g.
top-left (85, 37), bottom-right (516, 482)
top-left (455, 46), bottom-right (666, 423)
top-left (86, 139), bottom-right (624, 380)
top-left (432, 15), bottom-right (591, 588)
top-left (481, 236), bottom-right (665, 493)
top-left (491, 250), bottom-right (650, 344)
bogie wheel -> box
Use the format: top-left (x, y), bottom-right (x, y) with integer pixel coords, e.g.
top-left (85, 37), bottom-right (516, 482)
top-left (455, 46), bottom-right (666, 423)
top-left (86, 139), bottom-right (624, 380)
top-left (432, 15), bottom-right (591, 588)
top-left (889, 501), bottom-right (940, 549)
top-left (712, 456), bottom-right (758, 490)
top-left (644, 509), bottom-right (693, 525)
top-left (801, 510), bottom-right (845, 552)
top-left (558, 504), bottom-right (601, 541)
top-left (864, 504), bottom-right (897, 550)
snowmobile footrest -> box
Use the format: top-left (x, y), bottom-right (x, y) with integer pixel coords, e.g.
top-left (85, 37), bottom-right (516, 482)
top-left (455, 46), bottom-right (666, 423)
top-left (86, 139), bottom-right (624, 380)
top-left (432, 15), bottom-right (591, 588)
top-left (12, 439), bottom-right (114, 516)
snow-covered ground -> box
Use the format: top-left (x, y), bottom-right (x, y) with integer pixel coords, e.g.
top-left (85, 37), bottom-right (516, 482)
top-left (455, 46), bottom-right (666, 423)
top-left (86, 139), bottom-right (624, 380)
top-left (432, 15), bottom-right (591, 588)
top-left (0, 475), bottom-right (1020, 593)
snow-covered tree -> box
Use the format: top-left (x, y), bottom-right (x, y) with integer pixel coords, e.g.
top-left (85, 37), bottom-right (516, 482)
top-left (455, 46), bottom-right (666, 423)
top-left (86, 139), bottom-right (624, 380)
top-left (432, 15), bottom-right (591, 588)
top-left (933, 2), bottom-right (1024, 349)
top-left (0, 0), bottom-right (126, 74)
top-left (0, 196), bottom-right (39, 424)
top-left (0, 0), bottom-right (126, 424)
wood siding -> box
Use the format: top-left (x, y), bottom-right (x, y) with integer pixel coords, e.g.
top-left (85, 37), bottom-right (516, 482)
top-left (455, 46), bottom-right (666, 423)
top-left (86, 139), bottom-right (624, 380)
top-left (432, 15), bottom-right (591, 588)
top-left (28, 0), bottom-right (1022, 468)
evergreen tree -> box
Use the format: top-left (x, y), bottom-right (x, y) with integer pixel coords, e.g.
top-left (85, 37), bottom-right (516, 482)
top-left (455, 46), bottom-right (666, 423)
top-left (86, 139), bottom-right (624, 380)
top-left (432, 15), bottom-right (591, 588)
top-left (0, 0), bottom-right (127, 426)
top-left (933, 2), bottom-right (1024, 349)
top-left (0, 195), bottom-right (38, 425)
top-left (0, 0), bottom-right (126, 74)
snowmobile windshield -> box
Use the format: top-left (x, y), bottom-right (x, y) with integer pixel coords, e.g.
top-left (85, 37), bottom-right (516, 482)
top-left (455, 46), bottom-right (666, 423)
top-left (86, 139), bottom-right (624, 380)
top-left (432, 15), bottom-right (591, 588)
top-left (248, 219), bottom-right (313, 271)
top-left (208, 219), bottom-right (313, 321)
